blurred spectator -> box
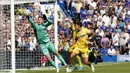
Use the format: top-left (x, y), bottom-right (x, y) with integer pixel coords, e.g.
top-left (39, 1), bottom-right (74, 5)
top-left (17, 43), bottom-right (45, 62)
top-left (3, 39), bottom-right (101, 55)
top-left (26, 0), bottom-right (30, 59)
top-left (74, 0), bottom-right (83, 20)
top-left (24, 38), bottom-right (30, 51)
top-left (101, 35), bottom-right (110, 49)
top-left (116, 48), bottom-right (120, 55)
top-left (119, 17), bottom-right (125, 30)
top-left (62, 36), bottom-right (70, 51)
top-left (116, 24), bottom-right (122, 34)
top-left (7, 37), bottom-right (11, 50)
top-left (125, 8), bottom-right (130, 15)
top-left (96, 25), bottom-right (104, 37)
top-left (92, 31), bottom-right (102, 48)
top-left (128, 38), bottom-right (130, 49)
top-left (89, 0), bottom-right (97, 9)
top-left (115, 2), bottom-right (123, 17)
top-left (94, 46), bottom-right (103, 63)
top-left (100, 22), bottom-right (107, 31)
top-left (102, 13), bottom-right (110, 27)
top-left (82, 15), bottom-right (91, 26)
top-left (110, 13), bottom-right (117, 28)
top-left (129, 48), bottom-right (130, 55)
top-left (107, 46), bottom-right (116, 55)
top-left (97, 14), bottom-right (103, 27)
top-left (112, 30), bottom-right (119, 48)
top-left (105, 28), bottom-right (112, 43)
top-left (119, 31), bottom-right (127, 54)
top-left (29, 34), bottom-right (37, 51)
top-left (124, 29), bottom-right (129, 43)
top-left (57, 11), bottom-right (63, 22)
top-left (24, 29), bottom-right (31, 37)
top-left (100, 46), bottom-right (108, 55)
top-left (80, 5), bottom-right (87, 20)
top-left (100, 6), bottom-right (106, 16)
top-left (34, 2), bottom-right (41, 12)
top-left (87, 5), bottom-right (94, 15)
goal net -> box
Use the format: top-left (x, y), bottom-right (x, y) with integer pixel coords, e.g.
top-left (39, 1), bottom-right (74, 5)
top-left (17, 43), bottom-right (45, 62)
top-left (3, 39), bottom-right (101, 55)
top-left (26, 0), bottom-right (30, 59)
top-left (0, 0), bottom-right (59, 73)
top-left (0, 3), bottom-right (11, 73)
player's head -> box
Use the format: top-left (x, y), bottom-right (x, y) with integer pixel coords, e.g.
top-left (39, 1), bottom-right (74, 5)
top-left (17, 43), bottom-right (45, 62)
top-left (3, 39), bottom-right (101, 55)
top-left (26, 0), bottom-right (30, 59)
top-left (38, 16), bottom-right (44, 24)
top-left (110, 45), bottom-right (113, 49)
top-left (38, 14), bottom-right (47, 24)
top-left (75, 21), bottom-right (82, 31)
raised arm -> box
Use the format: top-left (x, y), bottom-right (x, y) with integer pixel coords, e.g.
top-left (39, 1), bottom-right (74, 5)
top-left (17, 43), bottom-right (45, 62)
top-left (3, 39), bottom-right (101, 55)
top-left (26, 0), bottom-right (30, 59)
top-left (43, 20), bottom-right (52, 27)
top-left (28, 16), bottom-right (38, 29)
top-left (24, 14), bottom-right (38, 29)
top-left (42, 14), bottom-right (52, 27)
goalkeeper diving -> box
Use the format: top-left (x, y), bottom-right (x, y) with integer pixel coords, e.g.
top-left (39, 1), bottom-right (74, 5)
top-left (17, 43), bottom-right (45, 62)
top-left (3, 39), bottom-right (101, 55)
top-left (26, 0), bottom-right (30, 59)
top-left (23, 12), bottom-right (72, 72)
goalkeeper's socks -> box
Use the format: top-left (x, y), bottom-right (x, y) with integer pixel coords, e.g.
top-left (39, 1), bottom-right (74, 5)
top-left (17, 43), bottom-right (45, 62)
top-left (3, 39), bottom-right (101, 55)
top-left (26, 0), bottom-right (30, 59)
top-left (49, 60), bottom-right (57, 68)
top-left (57, 55), bottom-right (67, 66)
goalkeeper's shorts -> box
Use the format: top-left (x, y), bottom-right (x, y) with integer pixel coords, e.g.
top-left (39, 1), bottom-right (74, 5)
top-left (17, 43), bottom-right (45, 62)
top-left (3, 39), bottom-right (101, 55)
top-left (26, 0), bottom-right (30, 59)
top-left (40, 41), bottom-right (56, 55)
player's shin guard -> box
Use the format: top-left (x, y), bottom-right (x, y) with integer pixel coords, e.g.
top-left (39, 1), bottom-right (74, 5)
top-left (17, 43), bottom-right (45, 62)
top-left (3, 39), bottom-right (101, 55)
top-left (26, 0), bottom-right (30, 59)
top-left (49, 60), bottom-right (57, 68)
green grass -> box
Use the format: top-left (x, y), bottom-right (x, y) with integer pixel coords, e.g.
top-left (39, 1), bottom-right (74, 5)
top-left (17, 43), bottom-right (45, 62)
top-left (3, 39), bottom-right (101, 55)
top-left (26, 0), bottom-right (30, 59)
top-left (16, 62), bottom-right (130, 73)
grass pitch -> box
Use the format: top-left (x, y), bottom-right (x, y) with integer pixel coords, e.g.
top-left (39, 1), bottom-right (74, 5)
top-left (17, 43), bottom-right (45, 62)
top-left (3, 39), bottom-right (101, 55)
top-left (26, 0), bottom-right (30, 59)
top-left (16, 62), bottom-right (130, 73)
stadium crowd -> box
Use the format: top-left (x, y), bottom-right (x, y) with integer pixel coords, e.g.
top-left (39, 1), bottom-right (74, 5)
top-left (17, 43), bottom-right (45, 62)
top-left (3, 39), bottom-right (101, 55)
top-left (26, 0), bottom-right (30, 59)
top-left (4, 0), bottom-right (130, 65)
top-left (58, 0), bottom-right (130, 57)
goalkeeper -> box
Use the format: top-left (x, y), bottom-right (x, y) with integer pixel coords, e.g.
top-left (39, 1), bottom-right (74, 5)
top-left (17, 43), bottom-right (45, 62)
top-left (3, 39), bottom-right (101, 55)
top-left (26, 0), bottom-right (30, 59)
top-left (25, 13), bottom-right (71, 73)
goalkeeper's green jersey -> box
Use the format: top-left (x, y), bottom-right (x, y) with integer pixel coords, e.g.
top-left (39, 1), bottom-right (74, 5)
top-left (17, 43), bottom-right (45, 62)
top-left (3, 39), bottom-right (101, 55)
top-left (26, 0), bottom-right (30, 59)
top-left (28, 17), bottom-right (52, 44)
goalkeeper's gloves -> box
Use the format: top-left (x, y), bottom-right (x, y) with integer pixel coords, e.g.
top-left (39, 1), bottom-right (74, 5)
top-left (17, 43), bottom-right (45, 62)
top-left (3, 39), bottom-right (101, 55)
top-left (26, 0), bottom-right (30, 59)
top-left (42, 14), bottom-right (48, 21)
top-left (43, 14), bottom-right (53, 24)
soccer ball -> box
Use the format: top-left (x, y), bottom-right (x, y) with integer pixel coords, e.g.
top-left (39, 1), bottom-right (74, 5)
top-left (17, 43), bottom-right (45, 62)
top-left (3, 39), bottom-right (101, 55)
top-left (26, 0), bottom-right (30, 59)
top-left (18, 8), bottom-right (23, 14)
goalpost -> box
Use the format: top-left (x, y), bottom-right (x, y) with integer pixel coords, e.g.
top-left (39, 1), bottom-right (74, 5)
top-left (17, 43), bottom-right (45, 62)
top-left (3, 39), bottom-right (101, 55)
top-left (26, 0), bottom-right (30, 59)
top-left (0, 0), bottom-right (58, 73)
top-left (11, 0), bottom-right (15, 73)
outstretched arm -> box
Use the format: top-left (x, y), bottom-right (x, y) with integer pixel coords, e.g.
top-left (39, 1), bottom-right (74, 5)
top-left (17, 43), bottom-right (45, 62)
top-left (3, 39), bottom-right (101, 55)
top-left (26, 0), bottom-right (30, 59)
top-left (25, 14), bottom-right (38, 29)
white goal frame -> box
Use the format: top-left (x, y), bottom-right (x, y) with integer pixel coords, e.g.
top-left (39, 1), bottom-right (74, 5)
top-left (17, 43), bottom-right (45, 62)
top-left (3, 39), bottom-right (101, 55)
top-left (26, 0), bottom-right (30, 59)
top-left (5, 0), bottom-right (58, 73)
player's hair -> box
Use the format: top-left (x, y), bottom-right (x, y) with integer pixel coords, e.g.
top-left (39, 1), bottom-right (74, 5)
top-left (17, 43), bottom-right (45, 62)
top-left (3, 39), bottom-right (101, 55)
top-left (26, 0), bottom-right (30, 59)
top-left (75, 21), bottom-right (82, 27)
top-left (38, 14), bottom-right (47, 21)
top-left (38, 16), bottom-right (44, 19)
